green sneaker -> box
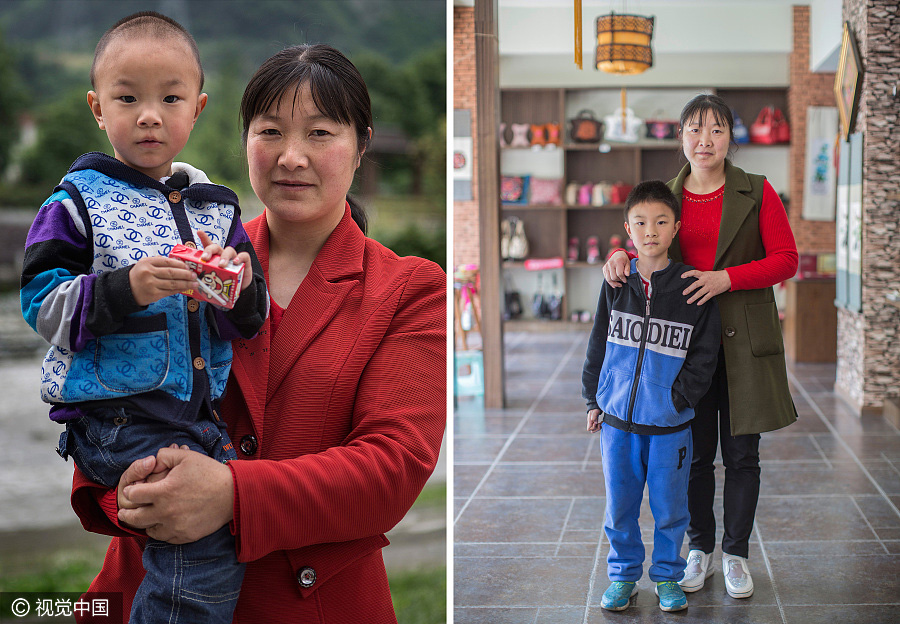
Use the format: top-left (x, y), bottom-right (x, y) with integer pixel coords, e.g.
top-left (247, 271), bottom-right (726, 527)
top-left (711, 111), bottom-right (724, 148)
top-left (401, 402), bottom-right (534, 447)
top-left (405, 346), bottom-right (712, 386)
top-left (601, 581), bottom-right (637, 611)
top-left (655, 581), bottom-right (687, 612)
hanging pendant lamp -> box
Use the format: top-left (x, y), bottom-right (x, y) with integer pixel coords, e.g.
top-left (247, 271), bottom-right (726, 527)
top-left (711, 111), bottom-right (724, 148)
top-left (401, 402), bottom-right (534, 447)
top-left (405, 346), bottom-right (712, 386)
top-left (595, 11), bottom-right (654, 75)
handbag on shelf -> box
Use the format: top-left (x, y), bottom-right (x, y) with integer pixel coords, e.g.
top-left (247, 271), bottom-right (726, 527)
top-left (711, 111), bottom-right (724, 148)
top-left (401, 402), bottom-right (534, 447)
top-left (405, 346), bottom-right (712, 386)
top-left (603, 107), bottom-right (643, 142)
top-left (645, 110), bottom-right (678, 140)
top-left (565, 182), bottom-right (580, 205)
top-left (509, 123), bottom-right (531, 148)
top-left (577, 183), bottom-right (593, 206)
top-left (500, 218), bottom-right (511, 261)
top-left (507, 217), bottom-right (529, 260)
top-left (592, 181), bottom-right (613, 206)
top-left (500, 175), bottom-right (529, 204)
top-left (749, 106), bottom-right (790, 145)
top-left (732, 110), bottom-right (749, 144)
top-left (569, 110), bottom-right (604, 143)
top-left (530, 123), bottom-right (546, 147)
top-left (504, 273), bottom-right (523, 320)
top-left (545, 122), bottom-right (562, 146)
top-left (529, 178), bottom-right (562, 206)
top-left (610, 182), bottom-right (634, 204)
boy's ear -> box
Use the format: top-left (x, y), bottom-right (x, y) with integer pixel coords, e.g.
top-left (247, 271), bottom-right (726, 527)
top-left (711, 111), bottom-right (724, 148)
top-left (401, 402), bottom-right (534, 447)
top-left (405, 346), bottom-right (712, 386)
top-left (192, 93), bottom-right (208, 125)
top-left (87, 91), bottom-right (105, 130)
top-left (673, 220), bottom-right (681, 235)
top-left (623, 221), bottom-right (632, 238)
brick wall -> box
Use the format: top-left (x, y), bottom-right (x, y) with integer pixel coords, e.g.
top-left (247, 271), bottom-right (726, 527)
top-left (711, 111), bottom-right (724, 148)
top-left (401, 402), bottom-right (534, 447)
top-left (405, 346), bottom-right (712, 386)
top-left (788, 6), bottom-right (837, 253)
top-left (835, 0), bottom-right (900, 413)
top-left (453, 6), bottom-right (480, 269)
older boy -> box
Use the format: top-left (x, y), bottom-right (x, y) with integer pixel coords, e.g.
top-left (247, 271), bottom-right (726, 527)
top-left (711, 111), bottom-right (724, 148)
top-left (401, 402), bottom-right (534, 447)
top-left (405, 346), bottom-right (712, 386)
top-left (582, 180), bottom-right (720, 612)
top-left (20, 12), bottom-right (267, 624)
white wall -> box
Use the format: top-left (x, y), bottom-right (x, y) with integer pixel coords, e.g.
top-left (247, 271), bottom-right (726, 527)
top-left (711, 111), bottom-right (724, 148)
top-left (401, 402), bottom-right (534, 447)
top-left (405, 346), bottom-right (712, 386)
top-left (809, 0), bottom-right (842, 71)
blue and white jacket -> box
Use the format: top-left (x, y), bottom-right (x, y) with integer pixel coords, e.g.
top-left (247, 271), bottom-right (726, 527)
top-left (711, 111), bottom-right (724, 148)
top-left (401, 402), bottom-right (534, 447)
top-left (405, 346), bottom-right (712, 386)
top-left (582, 259), bottom-right (721, 434)
top-left (21, 152), bottom-right (268, 425)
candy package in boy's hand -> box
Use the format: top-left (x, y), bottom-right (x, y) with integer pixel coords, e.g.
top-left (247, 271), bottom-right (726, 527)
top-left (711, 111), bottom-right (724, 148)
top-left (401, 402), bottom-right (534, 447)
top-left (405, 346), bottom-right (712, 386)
top-left (169, 244), bottom-right (244, 309)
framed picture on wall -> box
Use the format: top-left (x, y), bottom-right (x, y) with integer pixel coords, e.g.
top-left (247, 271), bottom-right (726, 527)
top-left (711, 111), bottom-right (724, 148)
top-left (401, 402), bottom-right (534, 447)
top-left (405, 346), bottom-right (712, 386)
top-left (834, 21), bottom-right (863, 141)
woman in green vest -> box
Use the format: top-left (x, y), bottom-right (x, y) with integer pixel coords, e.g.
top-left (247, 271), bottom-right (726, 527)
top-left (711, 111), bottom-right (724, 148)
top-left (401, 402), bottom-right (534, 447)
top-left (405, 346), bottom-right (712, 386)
top-left (602, 93), bottom-right (798, 600)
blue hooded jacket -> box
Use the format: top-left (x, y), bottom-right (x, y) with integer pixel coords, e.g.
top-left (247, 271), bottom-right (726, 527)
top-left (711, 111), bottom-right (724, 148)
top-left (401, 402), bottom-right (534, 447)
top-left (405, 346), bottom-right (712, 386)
top-left (582, 259), bottom-right (721, 434)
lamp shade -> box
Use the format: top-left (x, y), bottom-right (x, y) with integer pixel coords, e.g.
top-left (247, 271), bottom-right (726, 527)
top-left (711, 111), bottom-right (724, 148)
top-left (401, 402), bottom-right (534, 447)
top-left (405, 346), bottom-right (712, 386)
top-left (595, 12), bottom-right (654, 74)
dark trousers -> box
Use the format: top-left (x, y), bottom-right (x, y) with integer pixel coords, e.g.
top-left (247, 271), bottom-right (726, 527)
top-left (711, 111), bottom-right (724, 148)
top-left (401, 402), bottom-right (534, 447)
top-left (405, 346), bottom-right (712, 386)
top-left (686, 346), bottom-right (761, 560)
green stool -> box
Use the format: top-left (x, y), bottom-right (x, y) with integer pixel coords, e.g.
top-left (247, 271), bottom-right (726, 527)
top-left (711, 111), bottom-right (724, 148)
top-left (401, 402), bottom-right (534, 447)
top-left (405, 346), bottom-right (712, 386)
top-left (454, 350), bottom-right (484, 397)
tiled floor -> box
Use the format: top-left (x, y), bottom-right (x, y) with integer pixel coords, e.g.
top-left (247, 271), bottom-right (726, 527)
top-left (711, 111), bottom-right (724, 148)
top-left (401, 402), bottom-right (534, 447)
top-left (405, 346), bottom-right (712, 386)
top-left (453, 329), bottom-right (900, 624)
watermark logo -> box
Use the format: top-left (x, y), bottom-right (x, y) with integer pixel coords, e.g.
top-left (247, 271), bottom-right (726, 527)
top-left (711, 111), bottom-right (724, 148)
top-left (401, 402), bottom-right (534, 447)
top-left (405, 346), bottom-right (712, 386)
top-left (1, 593), bottom-right (122, 622)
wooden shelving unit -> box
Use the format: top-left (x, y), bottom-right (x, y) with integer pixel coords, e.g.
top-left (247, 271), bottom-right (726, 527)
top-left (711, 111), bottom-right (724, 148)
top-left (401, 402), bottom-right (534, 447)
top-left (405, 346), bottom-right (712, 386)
top-left (499, 86), bottom-right (790, 323)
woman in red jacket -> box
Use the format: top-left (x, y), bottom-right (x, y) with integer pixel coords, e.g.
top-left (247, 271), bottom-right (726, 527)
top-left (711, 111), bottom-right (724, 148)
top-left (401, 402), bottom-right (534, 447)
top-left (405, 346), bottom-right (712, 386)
top-left (71, 44), bottom-right (446, 624)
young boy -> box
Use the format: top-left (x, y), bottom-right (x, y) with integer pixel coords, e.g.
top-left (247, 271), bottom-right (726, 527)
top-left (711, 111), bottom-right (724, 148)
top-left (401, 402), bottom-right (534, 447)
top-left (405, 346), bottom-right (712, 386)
top-left (581, 180), bottom-right (720, 612)
top-left (20, 12), bottom-right (268, 623)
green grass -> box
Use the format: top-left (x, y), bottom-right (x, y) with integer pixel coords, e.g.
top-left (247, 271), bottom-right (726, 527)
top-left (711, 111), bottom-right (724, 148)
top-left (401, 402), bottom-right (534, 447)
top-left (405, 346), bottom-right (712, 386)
top-left (0, 549), bottom-right (103, 593)
top-left (412, 482), bottom-right (446, 510)
top-left (389, 566), bottom-right (446, 624)
top-left (1, 483), bottom-right (447, 620)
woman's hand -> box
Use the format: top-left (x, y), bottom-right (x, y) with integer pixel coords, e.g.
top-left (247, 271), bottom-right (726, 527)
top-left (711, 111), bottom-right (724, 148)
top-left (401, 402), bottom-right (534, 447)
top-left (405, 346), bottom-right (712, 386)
top-left (681, 269), bottom-right (732, 305)
top-left (602, 250), bottom-right (630, 288)
top-left (117, 447), bottom-right (235, 544)
top-left (197, 230), bottom-right (254, 291)
top-left (586, 408), bottom-right (602, 433)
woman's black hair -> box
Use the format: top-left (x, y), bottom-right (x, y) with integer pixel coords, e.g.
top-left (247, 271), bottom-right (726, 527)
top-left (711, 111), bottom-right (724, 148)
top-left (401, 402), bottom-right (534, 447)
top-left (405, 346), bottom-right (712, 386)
top-left (678, 93), bottom-right (737, 161)
top-left (240, 44), bottom-right (372, 234)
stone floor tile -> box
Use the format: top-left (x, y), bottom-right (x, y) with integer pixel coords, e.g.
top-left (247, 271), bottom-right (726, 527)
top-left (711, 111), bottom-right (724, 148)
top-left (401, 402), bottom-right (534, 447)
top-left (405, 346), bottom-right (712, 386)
top-left (454, 606), bottom-right (539, 624)
top-left (478, 464), bottom-right (604, 498)
top-left (502, 435), bottom-right (593, 463)
top-left (768, 553), bottom-right (900, 605)
top-left (755, 495), bottom-right (876, 542)
top-left (455, 497), bottom-right (573, 543)
top-left (782, 606), bottom-right (900, 624)
top-left (455, 464), bottom-right (490, 498)
top-left (455, 434), bottom-right (508, 463)
top-left (456, 413), bottom-right (525, 436)
top-left (454, 556), bottom-right (596, 607)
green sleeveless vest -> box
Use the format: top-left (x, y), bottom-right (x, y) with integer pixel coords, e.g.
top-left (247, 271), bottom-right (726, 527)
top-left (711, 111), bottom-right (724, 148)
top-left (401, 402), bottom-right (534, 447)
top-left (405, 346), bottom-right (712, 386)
top-left (668, 160), bottom-right (797, 435)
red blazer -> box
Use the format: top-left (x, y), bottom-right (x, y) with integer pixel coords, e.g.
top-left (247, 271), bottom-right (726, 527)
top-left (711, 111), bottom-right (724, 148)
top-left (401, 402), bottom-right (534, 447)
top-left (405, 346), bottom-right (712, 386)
top-left (71, 206), bottom-right (447, 623)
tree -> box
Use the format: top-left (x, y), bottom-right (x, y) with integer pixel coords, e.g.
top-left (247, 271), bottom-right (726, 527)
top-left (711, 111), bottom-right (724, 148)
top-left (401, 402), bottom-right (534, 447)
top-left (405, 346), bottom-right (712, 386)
top-left (19, 88), bottom-right (107, 188)
top-left (0, 31), bottom-right (25, 176)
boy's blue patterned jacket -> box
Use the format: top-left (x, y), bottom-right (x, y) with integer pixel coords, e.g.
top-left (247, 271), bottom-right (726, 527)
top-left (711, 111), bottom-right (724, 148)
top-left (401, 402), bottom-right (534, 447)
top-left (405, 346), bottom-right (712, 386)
top-left (582, 258), bottom-right (721, 434)
top-left (21, 152), bottom-right (268, 425)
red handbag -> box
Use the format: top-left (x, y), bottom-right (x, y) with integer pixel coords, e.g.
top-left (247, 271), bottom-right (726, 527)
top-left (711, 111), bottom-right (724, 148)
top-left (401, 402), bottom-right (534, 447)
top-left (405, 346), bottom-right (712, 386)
top-left (750, 106), bottom-right (790, 145)
top-left (610, 182), bottom-right (633, 204)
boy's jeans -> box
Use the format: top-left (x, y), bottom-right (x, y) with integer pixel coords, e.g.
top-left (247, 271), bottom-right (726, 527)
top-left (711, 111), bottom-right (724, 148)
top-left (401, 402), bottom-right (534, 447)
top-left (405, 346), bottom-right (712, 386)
top-left (58, 406), bottom-right (245, 624)
top-left (600, 425), bottom-right (692, 582)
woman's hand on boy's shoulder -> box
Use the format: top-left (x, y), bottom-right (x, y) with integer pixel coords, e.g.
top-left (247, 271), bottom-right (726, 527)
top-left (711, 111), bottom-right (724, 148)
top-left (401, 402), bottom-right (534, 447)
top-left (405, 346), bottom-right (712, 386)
top-left (681, 269), bottom-right (732, 305)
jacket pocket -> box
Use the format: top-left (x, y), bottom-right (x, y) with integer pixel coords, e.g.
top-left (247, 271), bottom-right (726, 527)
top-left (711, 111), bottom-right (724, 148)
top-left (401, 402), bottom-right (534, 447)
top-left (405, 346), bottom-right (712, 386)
top-left (744, 302), bottom-right (783, 357)
top-left (94, 313), bottom-right (169, 393)
top-left (632, 378), bottom-right (682, 427)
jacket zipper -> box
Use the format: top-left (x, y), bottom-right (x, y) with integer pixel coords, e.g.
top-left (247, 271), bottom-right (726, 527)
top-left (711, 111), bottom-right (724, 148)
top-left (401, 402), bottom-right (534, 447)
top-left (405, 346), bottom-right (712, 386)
top-left (625, 285), bottom-right (651, 431)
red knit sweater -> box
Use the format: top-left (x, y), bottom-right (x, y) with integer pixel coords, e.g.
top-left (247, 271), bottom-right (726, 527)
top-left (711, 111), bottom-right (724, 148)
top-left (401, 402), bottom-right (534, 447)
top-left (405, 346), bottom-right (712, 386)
top-left (617, 180), bottom-right (798, 290)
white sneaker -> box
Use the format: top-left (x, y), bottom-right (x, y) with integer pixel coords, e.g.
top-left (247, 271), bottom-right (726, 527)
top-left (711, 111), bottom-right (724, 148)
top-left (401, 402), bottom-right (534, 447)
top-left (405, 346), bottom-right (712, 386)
top-left (722, 553), bottom-right (754, 598)
top-left (678, 549), bottom-right (713, 592)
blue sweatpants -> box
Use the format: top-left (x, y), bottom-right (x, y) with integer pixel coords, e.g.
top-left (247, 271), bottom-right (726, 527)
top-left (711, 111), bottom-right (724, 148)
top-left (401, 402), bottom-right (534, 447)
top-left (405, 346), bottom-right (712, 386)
top-left (601, 424), bottom-right (692, 582)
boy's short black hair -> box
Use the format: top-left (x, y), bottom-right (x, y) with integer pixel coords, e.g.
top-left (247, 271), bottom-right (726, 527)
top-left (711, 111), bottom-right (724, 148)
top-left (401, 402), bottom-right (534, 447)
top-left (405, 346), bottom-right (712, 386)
top-left (90, 11), bottom-right (204, 90)
top-left (624, 180), bottom-right (680, 222)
